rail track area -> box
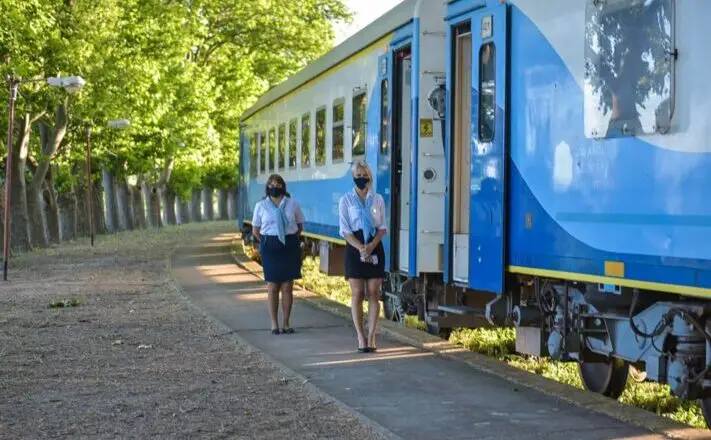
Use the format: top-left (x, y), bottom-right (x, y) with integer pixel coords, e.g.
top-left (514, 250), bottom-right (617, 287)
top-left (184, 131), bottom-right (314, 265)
top-left (172, 234), bottom-right (686, 440)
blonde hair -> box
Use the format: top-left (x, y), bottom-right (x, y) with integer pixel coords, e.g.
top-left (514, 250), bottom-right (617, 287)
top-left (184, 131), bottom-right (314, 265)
top-left (352, 160), bottom-right (374, 190)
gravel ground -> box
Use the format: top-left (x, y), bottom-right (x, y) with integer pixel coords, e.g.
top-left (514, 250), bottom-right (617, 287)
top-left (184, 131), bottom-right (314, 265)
top-left (0, 221), bottom-right (388, 440)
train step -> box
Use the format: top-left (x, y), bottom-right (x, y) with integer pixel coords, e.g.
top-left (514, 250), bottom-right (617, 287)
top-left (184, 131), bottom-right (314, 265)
top-left (434, 305), bottom-right (484, 316)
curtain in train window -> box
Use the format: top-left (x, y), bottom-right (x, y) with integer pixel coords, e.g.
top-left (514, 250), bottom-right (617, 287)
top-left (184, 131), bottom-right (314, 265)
top-left (316, 107), bottom-right (326, 165)
top-left (332, 98), bottom-right (345, 162)
top-left (380, 79), bottom-right (388, 155)
top-left (302, 113), bottom-right (311, 168)
top-left (249, 133), bottom-right (257, 178)
top-left (278, 124), bottom-right (286, 169)
top-left (259, 132), bottom-right (266, 173)
top-left (352, 93), bottom-right (367, 157)
top-left (478, 43), bottom-right (496, 143)
top-left (268, 129), bottom-right (276, 171)
top-left (584, 0), bottom-right (674, 138)
top-left (288, 119), bottom-right (297, 169)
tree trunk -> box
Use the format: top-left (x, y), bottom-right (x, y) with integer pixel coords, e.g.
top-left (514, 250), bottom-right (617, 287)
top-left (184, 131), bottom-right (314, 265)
top-left (0, 189), bottom-right (5, 255)
top-left (9, 114), bottom-right (32, 252)
top-left (178, 198), bottom-right (190, 224)
top-left (202, 187), bottom-right (214, 221)
top-left (216, 188), bottom-right (228, 220)
top-left (147, 185), bottom-right (162, 228)
top-left (93, 180), bottom-right (107, 235)
top-left (102, 170), bottom-right (118, 233)
top-left (141, 182), bottom-right (153, 228)
top-left (161, 187), bottom-right (177, 226)
top-left (74, 183), bottom-right (90, 237)
top-left (228, 186), bottom-right (238, 220)
top-left (130, 185), bottom-right (146, 229)
top-left (43, 177), bottom-right (60, 244)
top-left (26, 181), bottom-right (48, 248)
top-left (57, 190), bottom-right (77, 242)
top-left (114, 178), bottom-right (132, 231)
top-left (189, 189), bottom-right (202, 222)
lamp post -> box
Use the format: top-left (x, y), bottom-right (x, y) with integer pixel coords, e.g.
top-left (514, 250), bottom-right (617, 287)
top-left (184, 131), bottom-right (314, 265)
top-left (3, 75), bottom-right (86, 281)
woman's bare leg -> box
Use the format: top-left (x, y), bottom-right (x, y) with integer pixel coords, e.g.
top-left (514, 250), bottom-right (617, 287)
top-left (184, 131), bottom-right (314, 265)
top-left (267, 282), bottom-right (280, 331)
top-left (281, 281), bottom-right (294, 329)
top-left (349, 279), bottom-right (367, 349)
top-left (366, 278), bottom-right (382, 349)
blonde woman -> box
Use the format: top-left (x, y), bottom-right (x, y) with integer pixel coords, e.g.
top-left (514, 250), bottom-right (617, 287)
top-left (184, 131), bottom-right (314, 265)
top-left (338, 161), bottom-right (387, 352)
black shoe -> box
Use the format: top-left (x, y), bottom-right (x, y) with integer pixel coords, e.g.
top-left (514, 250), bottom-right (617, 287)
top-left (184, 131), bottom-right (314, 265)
top-left (271, 328), bottom-right (281, 335)
top-left (283, 328), bottom-right (295, 334)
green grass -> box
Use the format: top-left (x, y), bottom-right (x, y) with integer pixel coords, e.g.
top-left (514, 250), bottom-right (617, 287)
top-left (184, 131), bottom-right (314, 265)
top-left (235, 238), bottom-right (707, 429)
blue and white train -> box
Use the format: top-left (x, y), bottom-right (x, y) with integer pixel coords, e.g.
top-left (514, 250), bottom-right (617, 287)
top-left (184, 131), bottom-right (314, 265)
top-left (237, 0), bottom-right (711, 426)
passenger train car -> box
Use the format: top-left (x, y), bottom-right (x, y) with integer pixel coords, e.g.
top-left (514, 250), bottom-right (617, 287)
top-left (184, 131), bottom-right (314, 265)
top-left (238, 0), bottom-right (711, 427)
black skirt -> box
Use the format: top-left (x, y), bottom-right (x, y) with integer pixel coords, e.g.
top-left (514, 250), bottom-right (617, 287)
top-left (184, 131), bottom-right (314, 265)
top-left (259, 234), bottom-right (302, 283)
top-left (344, 229), bottom-right (385, 280)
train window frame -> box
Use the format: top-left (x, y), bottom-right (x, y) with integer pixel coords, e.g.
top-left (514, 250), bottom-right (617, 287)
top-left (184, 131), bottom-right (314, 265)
top-left (478, 42), bottom-right (496, 143)
top-left (584, 0), bottom-right (675, 138)
top-left (301, 112), bottom-right (311, 169)
top-left (380, 79), bottom-right (389, 155)
top-left (259, 131), bottom-right (266, 174)
top-left (268, 128), bottom-right (276, 172)
top-left (249, 133), bottom-right (257, 178)
top-left (332, 97), bottom-right (345, 163)
top-left (352, 92), bottom-right (367, 158)
top-left (288, 118), bottom-right (297, 169)
top-left (315, 106), bottom-right (326, 166)
top-left (278, 123), bottom-right (286, 170)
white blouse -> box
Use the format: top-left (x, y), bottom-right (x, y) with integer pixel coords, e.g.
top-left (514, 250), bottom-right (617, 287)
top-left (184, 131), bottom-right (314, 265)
top-left (252, 197), bottom-right (305, 236)
top-left (338, 189), bottom-right (388, 238)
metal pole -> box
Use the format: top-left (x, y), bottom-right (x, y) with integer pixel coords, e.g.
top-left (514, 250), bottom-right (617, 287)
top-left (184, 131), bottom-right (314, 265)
top-left (3, 78), bottom-right (19, 281)
top-left (85, 126), bottom-right (94, 246)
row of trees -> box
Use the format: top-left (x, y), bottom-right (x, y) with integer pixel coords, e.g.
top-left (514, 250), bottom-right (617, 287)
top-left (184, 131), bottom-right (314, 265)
top-left (0, 0), bottom-right (351, 252)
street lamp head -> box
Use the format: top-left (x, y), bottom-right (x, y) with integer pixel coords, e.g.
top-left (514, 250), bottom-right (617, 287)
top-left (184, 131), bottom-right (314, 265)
top-left (108, 119), bottom-right (131, 129)
top-left (46, 75), bottom-right (86, 94)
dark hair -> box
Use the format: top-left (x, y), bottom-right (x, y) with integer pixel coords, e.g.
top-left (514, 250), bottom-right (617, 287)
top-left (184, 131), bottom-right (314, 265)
top-left (264, 173), bottom-right (291, 198)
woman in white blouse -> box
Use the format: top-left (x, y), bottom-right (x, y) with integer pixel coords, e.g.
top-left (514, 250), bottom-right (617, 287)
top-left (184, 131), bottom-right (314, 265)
top-left (338, 161), bottom-right (387, 353)
top-left (252, 174), bottom-right (305, 335)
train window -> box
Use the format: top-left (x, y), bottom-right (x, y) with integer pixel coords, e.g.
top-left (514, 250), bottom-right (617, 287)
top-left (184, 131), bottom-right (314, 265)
top-left (380, 79), bottom-right (388, 155)
top-left (584, 0), bottom-right (674, 138)
top-left (288, 119), bottom-right (297, 169)
top-left (332, 98), bottom-right (345, 162)
top-left (278, 124), bottom-right (286, 170)
top-left (316, 107), bottom-right (326, 165)
top-left (478, 43), bottom-right (496, 143)
top-left (352, 93), bottom-right (367, 158)
top-left (259, 132), bottom-right (266, 174)
top-left (301, 113), bottom-right (311, 168)
top-left (268, 128), bottom-right (276, 171)
top-left (249, 133), bottom-right (257, 178)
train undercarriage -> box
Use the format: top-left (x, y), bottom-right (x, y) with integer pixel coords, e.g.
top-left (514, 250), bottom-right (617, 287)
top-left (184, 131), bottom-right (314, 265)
top-left (383, 270), bottom-right (711, 427)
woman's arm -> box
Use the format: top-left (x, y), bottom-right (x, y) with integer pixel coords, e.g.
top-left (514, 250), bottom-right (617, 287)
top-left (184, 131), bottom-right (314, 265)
top-left (365, 194), bottom-right (387, 254)
top-left (251, 202), bottom-right (262, 243)
top-left (294, 201), bottom-right (305, 237)
top-left (339, 197), bottom-right (365, 252)
top-left (253, 226), bottom-right (261, 243)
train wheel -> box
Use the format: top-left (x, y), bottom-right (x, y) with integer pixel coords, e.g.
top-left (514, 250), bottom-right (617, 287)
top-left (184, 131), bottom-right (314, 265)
top-left (578, 358), bottom-right (629, 399)
top-left (383, 294), bottom-right (404, 324)
top-left (700, 398), bottom-right (711, 429)
top-left (426, 321), bottom-right (451, 340)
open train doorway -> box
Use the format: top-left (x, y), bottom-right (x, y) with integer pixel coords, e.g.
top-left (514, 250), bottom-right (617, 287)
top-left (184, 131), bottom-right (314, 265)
top-left (390, 46), bottom-right (412, 275)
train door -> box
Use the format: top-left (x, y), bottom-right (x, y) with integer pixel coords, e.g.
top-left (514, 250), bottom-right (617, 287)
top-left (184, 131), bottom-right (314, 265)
top-left (468, 5), bottom-right (509, 294)
top-left (390, 47), bottom-right (412, 274)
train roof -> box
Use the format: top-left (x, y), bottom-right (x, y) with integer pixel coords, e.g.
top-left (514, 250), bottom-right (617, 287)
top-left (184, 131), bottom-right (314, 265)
top-left (239, 0), bottom-right (418, 122)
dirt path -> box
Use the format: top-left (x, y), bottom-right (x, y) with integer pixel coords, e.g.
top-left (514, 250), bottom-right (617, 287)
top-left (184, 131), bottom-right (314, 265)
top-left (0, 222), bottom-right (388, 440)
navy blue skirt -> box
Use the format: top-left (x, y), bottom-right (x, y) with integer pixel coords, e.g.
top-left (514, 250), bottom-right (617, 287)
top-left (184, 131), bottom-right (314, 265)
top-left (259, 234), bottom-right (302, 283)
top-left (344, 230), bottom-right (385, 280)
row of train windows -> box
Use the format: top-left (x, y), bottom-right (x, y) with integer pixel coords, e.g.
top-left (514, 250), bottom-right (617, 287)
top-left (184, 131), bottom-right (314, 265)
top-left (248, 92), bottom-right (368, 178)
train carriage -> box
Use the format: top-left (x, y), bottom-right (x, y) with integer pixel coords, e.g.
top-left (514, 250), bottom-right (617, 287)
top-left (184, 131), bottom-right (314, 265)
top-left (238, 0), bottom-right (711, 427)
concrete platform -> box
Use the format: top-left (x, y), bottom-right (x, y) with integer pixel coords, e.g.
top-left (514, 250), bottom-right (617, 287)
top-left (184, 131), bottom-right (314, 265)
top-left (171, 234), bottom-right (674, 440)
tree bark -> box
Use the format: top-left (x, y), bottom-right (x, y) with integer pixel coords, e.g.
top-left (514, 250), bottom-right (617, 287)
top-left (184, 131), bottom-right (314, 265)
top-left (178, 198), bottom-right (190, 224)
top-left (9, 114), bottom-right (32, 252)
top-left (74, 182), bottom-right (90, 237)
top-left (114, 178), bottom-right (132, 231)
top-left (43, 174), bottom-right (60, 244)
top-left (190, 189), bottom-right (202, 222)
top-left (102, 170), bottom-right (119, 233)
top-left (146, 185), bottom-right (162, 228)
top-left (57, 189), bottom-right (77, 242)
top-left (130, 185), bottom-right (146, 229)
top-left (141, 182), bottom-right (153, 228)
top-left (228, 186), bottom-right (238, 220)
top-left (161, 187), bottom-right (177, 226)
top-left (202, 187), bottom-right (214, 221)
top-left (92, 180), bottom-right (107, 235)
top-left (216, 188), bottom-right (228, 220)
top-left (0, 189), bottom-right (4, 254)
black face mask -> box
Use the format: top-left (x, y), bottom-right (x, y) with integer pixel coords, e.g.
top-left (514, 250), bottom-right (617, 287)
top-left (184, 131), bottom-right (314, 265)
top-left (268, 186), bottom-right (284, 198)
top-left (354, 177), bottom-right (369, 190)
